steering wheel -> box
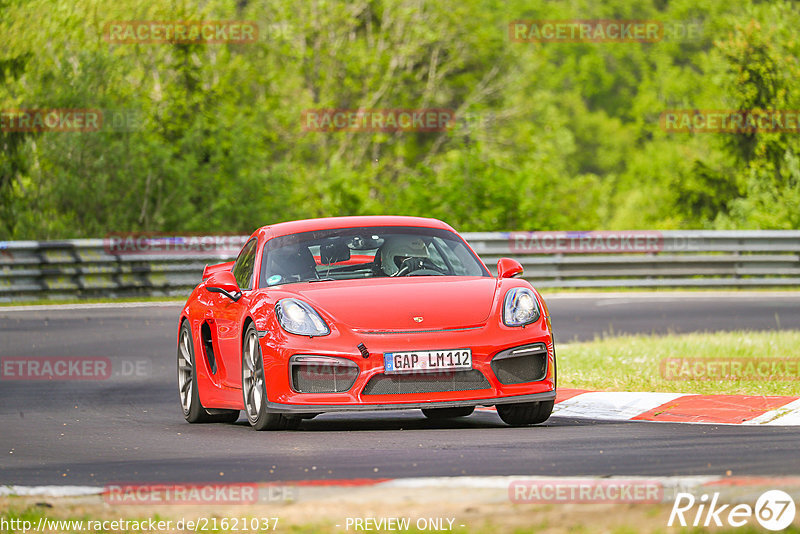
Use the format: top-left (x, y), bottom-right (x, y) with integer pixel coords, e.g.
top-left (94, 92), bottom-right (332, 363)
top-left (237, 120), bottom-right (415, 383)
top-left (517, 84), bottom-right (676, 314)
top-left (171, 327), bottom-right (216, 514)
top-left (392, 256), bottom-right (448, 277)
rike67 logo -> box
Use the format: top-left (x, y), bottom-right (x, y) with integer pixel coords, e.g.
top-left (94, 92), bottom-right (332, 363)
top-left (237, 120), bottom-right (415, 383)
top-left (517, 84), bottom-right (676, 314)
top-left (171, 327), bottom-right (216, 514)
top-left (669, 490), bottom-right (796, 531)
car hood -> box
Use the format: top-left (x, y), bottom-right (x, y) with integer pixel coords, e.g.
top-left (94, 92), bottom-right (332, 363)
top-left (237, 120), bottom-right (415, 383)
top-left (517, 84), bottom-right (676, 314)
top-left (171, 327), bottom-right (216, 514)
top-left (288, 277), bottom-right (498, 331)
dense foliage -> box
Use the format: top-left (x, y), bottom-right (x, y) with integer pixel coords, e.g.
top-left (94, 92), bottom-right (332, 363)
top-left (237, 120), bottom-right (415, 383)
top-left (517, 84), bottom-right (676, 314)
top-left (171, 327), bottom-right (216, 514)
top-left (1, 0), bottom-right (799, 238)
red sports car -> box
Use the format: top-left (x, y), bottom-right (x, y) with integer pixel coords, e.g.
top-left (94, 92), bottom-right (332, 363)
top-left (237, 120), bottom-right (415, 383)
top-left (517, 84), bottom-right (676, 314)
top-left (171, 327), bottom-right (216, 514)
top-left (177, 216), bottom-right (556, 430)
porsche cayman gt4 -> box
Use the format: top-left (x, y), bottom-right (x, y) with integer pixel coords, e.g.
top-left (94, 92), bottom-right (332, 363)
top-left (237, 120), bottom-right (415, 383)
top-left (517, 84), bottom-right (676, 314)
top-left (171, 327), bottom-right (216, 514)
top-left (177, 216), bottom-right (556, 430)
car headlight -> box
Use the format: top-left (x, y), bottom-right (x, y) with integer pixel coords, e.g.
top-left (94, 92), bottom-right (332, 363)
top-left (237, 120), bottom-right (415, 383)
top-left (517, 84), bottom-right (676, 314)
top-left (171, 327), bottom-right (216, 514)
top-left (503, 288), bottom-right (541, 327)
top-left (275, 299), bottom-right (330, 337)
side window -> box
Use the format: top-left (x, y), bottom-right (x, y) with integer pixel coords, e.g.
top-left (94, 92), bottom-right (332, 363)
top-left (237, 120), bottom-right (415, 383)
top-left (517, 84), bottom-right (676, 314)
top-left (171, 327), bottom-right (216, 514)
top-left (232, 239), bottom-right (257, 290)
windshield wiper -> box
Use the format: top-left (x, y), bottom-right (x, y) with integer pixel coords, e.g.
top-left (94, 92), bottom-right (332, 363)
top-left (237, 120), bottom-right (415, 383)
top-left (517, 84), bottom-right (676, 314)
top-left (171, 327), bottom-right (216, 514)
top-left (308, 277), bottom-right (338, 283)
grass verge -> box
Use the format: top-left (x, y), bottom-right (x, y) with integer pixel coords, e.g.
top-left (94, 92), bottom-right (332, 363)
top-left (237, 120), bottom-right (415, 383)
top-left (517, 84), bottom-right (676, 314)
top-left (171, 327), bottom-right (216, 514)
top-left (559, 330), bottom-right (800, 395)
top-left (4, 497), bottom-right (800, 534)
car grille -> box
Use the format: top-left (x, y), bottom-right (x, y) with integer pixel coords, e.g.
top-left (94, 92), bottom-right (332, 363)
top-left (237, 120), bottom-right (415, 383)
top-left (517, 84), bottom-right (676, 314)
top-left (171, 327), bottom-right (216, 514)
top-left (490, 343), bottom-right (548, 385)
top-left (361, 370), bottom-right (491, 395)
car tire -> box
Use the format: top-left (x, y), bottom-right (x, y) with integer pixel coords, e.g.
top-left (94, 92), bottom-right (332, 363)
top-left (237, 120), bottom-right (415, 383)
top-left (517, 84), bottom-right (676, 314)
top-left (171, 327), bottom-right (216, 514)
top-left (241, 324), bottom-right (300, 431)
top-left (496, 400), bottom-right (554, 426)
top-left (421, 407), bottom-right (475, 419)
top-left (178, 321), bottom-right (240, 423)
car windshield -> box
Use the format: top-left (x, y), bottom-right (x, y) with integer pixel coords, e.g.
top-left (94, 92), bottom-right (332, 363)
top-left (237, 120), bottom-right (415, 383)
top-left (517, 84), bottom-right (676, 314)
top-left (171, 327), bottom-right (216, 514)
top-left (259, 226), bottom-right (489, 287)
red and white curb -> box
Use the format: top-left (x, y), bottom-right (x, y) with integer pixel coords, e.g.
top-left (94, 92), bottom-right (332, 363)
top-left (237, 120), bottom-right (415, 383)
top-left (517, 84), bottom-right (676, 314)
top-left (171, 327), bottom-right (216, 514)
top-left (548, 389), bottom-right (800, 425)
top-left (476, 389), bottom-right (800, 425)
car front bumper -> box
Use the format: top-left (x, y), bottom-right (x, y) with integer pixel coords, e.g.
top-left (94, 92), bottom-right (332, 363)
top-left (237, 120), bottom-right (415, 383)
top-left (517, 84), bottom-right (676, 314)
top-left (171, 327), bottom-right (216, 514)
top-left (262, 390), bottom-right (556, 414)
top-left (258, 313), bottom-right (557, 412)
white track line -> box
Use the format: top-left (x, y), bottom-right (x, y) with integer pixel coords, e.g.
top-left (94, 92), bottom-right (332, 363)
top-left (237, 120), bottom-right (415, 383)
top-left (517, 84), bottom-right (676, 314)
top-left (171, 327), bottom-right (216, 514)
top-left (0, 485), bottom-right (102, 497)
top-left (0, 476), bottom-right (719, 498)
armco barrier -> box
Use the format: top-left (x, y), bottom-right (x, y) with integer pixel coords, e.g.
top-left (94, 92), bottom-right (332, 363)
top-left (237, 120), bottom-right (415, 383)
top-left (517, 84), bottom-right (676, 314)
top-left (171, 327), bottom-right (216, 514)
top-left (470, 230), bottom-right (800, 288)
top-left (0, 236), bottom-right (242, 302)
top-left (0, 231), bottom-right (799, 301)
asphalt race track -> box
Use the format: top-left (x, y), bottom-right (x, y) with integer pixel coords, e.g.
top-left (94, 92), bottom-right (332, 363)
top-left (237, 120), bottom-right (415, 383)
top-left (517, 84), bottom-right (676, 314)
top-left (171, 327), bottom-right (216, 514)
top-left (1, 292), bottom-right (799, 485)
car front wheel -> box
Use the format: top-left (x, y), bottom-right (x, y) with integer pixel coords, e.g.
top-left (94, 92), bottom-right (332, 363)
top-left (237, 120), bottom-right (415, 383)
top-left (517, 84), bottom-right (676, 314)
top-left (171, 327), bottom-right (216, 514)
top-left (496, 400), bottom-right (553, 426)
top-left (241, 324), bottom-right (299, 431)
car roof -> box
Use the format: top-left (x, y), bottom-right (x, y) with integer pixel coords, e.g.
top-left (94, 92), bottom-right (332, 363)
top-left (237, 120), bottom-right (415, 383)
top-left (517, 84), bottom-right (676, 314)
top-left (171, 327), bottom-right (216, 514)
top-left (257, 216), bottom-right (456, 239)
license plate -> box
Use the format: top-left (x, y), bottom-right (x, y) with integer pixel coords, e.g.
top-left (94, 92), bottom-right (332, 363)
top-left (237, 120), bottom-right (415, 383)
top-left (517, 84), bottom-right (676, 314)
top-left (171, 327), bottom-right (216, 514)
top-left (383, 349), bottom-right (472, 374)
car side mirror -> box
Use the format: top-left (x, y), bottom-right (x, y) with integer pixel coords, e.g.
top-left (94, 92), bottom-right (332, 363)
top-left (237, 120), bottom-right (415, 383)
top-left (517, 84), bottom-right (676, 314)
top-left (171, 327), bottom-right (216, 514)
top-left (497, 258), bottom-right (524, 279)
top-left (205, 270), bottom-right (242, 302)
top-left (202, 260), bottom-right (235, 281)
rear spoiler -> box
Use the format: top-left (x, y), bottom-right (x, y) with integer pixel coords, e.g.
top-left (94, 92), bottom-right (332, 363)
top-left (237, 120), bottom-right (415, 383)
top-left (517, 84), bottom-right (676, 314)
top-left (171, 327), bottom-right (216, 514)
top-left (202, 261), bottom-right (235, 281)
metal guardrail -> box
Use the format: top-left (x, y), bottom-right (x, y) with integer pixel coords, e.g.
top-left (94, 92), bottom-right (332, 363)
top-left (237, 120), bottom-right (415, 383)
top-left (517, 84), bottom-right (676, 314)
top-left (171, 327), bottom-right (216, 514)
top-left (469, 230), bottom-right (800, 288)
top-left (0, 236), bottom-right (245, 302)
top-left (1, 231), bottom-right (799, 301)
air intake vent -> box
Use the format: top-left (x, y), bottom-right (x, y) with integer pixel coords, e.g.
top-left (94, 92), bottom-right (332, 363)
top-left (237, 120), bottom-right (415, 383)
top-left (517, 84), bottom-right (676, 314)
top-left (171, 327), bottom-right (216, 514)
top-left (491, 343), bottom-right (548, 385)
top-left (200, 322), bottom-right (217, 374)
top-left (362, 370), bottom-right (491, 395)
top-left (290, 356), bottom-right (358, 393)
